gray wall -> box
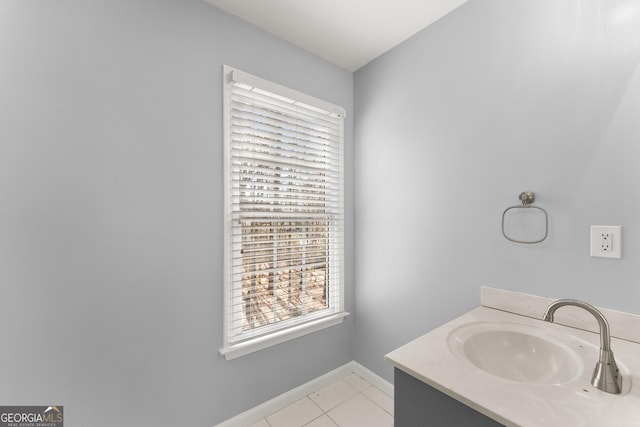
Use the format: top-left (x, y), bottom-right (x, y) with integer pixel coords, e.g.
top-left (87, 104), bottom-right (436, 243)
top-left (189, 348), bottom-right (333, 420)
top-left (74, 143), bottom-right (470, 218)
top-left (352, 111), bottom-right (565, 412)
top-left (0, 1), bottom-right (353, 425)
top-left (354, 0), bottom-right (640, 382)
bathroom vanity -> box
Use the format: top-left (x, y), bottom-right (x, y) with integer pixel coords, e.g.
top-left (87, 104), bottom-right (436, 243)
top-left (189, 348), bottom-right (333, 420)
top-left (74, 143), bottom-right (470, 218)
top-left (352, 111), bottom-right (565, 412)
top-left (385, 287), bottom-right (640, 427)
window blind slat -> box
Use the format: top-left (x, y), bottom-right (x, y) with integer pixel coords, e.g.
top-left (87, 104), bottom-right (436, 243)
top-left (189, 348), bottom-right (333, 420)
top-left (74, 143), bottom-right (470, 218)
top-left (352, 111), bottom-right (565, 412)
top-left (231, 169), bottom-right (340, 187)
top-left (231, 230), bottom-right (341, 239)
top-left (231, 190), bottom-right (338, 203)
top-left (230, 122), bottom-right (339, 152)
top-left (231, 212), bottom-right (341, 219)
top-left (230, 137), bottom-right (340, 163)
top-left (229, 100), bottom-right (341, 137)
top-left (231, 153), bottom-right (335, 175)
top-left (231, 128), bottom-right (339, 156)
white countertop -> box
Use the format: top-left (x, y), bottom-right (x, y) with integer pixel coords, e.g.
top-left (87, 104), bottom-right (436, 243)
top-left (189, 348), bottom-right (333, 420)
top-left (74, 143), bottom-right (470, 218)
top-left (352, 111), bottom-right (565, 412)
top-left (385, 306), bottom-right (640, 427)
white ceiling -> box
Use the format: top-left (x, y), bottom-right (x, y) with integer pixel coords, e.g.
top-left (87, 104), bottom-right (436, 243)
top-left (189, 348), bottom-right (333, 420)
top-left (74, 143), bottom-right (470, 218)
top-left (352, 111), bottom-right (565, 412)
top-left (205, 0), bottom-right (469, 71)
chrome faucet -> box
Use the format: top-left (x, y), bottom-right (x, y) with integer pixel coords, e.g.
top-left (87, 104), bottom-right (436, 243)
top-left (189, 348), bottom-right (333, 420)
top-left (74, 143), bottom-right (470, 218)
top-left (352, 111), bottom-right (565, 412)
top-left (543, 299), bottom-right (622, 394)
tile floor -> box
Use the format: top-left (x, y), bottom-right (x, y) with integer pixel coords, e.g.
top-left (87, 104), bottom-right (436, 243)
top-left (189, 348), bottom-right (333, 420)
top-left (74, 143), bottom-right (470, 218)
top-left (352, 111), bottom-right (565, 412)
top-left (249, 373), bottom-right (394, 427)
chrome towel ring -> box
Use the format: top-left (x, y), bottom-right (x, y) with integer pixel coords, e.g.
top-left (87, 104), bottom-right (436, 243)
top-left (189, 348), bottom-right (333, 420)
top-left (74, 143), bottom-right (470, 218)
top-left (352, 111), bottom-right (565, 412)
top-left (501, 192), bottom-right (548, 244)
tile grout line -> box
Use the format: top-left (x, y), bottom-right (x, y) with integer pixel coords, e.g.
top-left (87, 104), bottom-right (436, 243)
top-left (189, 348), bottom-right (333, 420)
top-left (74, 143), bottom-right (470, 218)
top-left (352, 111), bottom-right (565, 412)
top-left (255, 371), bottom-right (393, 427)
top-left (302, 396), bottom-right (327, 426)
top-left (302, 375), bottom-right (393, 427)
top-left (360, 385), bottom-right (394, 416)
top-left (344, 373), bottom-right (394, 416)
top-left (303, 378), bottom-right (351, 426)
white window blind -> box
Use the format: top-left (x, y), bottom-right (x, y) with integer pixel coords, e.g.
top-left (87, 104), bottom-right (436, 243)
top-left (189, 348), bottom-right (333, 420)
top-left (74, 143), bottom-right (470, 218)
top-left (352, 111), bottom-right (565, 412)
top-left (221, 66), bottom-right (346, 359)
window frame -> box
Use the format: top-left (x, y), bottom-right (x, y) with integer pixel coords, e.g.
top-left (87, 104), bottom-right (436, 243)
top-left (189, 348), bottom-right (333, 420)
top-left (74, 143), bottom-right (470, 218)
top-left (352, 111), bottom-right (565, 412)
top-left (219, 65), bottom-right (347, 360)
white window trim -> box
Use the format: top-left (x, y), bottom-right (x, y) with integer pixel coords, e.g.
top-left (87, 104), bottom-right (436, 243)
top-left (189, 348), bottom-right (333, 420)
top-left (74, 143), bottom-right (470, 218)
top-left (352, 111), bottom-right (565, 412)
top-left (219, 312), bottom-right (348, 361)
top-left (220, 65), bottom-right (347, 360)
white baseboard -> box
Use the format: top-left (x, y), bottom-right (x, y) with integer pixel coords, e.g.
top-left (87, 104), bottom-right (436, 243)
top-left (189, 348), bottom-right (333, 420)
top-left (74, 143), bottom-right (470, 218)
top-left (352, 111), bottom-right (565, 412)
top-left (214, 361), bottom-right (393, 427)
top-left (350, 361), bottom-right (393, 397)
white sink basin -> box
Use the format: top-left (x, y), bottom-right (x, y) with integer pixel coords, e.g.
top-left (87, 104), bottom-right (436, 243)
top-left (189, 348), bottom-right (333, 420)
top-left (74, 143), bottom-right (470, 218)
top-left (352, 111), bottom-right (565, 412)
top-left (448, 322), bottom-right (584, 384)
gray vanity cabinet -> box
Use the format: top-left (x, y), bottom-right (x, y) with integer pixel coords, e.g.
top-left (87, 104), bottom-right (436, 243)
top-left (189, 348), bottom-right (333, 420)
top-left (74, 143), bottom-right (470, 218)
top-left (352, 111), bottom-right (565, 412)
top-left (394, 368), bottom-right (505, 427)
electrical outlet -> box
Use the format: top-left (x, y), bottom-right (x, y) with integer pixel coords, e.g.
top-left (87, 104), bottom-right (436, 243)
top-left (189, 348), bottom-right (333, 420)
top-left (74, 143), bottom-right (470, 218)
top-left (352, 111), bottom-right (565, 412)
top-left (591, 226), bottom-right (622, 259)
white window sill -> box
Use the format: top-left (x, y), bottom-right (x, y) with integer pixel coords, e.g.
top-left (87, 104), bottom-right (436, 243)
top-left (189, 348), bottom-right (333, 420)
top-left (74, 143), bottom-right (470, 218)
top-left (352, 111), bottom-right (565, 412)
top-left (219, 312), bottom-right (349, 361)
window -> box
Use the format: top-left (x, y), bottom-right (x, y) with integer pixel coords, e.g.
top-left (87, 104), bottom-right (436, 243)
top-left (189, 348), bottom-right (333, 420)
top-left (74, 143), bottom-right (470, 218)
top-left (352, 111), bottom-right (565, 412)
top-left (220, 66), bottom-right (346, 360)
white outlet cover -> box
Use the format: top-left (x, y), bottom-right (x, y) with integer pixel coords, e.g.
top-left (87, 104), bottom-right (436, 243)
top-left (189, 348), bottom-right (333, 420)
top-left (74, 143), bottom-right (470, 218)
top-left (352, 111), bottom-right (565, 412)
top-left (590, 225), bottom-right (622, 259)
